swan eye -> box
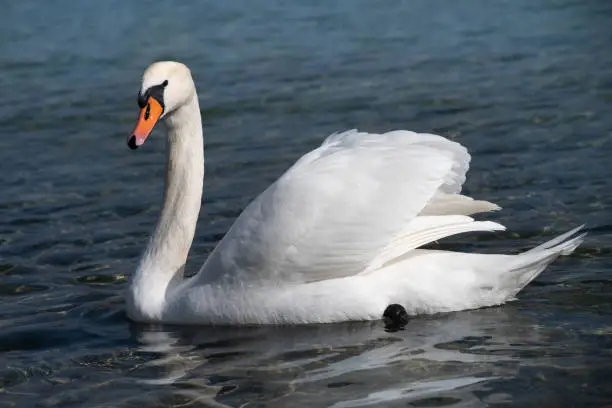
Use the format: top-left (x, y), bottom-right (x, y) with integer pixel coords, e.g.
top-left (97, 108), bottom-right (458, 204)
top-left (144, 104), bottom-right (151, 120)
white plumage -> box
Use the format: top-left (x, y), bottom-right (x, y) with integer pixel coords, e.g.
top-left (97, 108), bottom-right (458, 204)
top-left (125, 61), bottom-right (585, 325)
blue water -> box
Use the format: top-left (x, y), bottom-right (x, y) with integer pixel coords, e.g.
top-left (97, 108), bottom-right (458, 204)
top-left (1, 0), bottom-right (611, 406)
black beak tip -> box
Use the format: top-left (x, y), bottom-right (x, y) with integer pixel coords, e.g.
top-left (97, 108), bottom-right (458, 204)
top-left (127, 135), bottom-right (139, 150)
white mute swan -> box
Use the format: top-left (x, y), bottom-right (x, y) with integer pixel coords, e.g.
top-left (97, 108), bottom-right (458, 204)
top-left (125, 61), bottom-right (585, 325)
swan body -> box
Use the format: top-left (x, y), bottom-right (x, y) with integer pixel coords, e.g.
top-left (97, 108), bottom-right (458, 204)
top-left (125, 61), bottom-right (585, 325)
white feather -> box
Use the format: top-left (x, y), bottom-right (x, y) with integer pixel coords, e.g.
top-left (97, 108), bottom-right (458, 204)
top-left (198, 129), bottom-right (464, 284)
top-left (420, 192), bottom-right (500, 216)
top-left (364, 215), bottom-right (506, 273)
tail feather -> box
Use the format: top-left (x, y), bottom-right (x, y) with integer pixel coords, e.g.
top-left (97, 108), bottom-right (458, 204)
top-left (503, 226), bottom-right (585, 297)
top-left (369, 225), bottom-right (585, 315)
top-left (524, 224), bottom-right (585, 255)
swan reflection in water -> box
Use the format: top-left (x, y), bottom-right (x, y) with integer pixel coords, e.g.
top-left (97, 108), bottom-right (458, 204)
top-left (129, 306), bottom-right (547, 407)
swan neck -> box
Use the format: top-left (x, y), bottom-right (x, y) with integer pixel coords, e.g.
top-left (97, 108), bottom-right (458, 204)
top-left (128, 93), bottom-right (204, 320)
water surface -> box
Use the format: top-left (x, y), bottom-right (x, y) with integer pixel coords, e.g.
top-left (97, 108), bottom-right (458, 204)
top-left (1, 0), bottom-right (611, 406)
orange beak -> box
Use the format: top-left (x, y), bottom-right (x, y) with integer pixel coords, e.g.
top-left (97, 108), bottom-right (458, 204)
top-left (127, 96), bottom-right (164, 149)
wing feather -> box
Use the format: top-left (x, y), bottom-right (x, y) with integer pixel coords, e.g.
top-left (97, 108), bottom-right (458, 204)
top-left (420, 192), bottom-right (500, 216)
top-left (197, 130), bottom-right (474, 284)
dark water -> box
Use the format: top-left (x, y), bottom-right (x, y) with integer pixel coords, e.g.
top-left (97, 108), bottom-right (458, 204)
top-left (1, 0), bottom-right (611, 406)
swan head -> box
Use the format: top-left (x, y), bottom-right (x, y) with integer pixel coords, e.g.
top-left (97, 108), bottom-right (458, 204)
top-left (128, 61), bottom-right (196, 149)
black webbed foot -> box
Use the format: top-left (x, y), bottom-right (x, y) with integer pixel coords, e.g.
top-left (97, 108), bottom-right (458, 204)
top-left (383, 304), bottom-right (409, 332)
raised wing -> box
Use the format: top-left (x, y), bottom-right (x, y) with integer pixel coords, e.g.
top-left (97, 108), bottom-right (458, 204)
top-left (197, 130), bottom-right (472, 285)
